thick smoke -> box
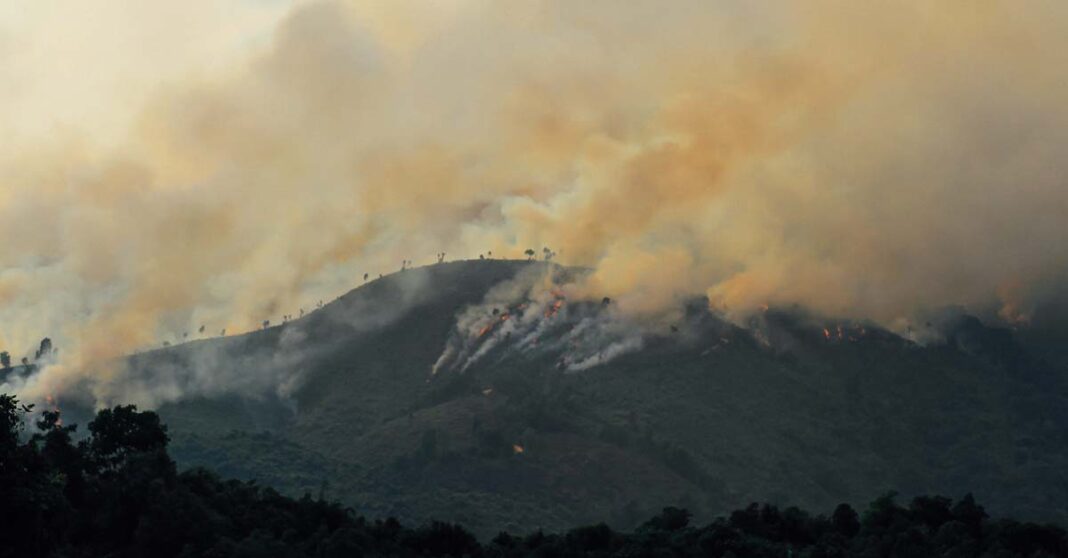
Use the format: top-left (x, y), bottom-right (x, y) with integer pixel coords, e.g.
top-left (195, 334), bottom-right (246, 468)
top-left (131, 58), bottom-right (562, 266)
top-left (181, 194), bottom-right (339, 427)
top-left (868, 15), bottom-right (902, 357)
top-left (1, 1), bottom-right (1067, 404)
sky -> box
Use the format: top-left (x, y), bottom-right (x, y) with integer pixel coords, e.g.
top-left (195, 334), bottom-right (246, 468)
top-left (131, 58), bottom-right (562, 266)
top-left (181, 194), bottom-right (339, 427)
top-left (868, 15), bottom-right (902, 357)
top-left (1, 0), bottom-right (1067, 403)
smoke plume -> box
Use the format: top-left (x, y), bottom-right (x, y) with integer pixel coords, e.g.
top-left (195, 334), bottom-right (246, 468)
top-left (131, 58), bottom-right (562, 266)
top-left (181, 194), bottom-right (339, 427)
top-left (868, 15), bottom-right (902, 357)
top-left (1, 1), bottom-right (1067, 404)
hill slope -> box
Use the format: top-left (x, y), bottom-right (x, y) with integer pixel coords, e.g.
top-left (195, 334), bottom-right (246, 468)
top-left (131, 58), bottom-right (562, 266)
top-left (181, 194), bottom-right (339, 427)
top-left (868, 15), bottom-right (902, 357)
top-left (119, 260), bottom-right (1068, 536)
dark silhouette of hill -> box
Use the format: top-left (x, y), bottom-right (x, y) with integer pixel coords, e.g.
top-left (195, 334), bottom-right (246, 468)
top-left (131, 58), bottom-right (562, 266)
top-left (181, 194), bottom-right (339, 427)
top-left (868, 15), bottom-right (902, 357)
top-left (98, 260), bottom-right (1068, 537)
top-left (2, 396), bottom-right (1066, 557)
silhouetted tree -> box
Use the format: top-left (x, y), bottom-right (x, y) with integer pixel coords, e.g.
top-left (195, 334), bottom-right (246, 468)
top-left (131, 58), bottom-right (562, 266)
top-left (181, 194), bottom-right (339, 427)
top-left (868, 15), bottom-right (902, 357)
top-left (832, 503), bottom-right (860, 537)
top-left (643, 507), bottom-right (691, 532)
top-left (87, 405), bottom-right (169, 471)
top-left (34, 338), bottom-right (54, 361)
top-left (0, 351), bottom-right (9, 370)
top-left (1, 394), bottom-right (1066, 558)
top-left (525, 248), bottom-right (535, 261)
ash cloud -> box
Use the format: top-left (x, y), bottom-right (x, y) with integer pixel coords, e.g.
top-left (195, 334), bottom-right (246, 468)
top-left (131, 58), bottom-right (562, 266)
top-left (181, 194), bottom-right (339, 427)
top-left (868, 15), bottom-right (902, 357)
top-left (1, 1), bottom-right (1067, 404)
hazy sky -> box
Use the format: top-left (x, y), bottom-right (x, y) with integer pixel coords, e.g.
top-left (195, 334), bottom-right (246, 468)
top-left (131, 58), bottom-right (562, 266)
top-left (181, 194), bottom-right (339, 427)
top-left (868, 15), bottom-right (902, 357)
top-left (1, 1), bottom-right (1067, 402)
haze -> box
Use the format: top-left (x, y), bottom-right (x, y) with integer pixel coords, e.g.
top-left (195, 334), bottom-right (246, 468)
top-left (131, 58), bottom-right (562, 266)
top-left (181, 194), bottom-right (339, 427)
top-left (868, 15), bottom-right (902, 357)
top-left (2, 0), bottom-right (1067, 403)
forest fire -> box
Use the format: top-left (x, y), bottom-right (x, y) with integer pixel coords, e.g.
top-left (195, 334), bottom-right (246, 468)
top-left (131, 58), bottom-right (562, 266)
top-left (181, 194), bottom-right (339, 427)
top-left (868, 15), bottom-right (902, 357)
top-left (477, 311), bottom-right (512, 338)
top-left (44, 394), bottom-right (62, 425)
top-left (822, 323), bottom-right (870, 343)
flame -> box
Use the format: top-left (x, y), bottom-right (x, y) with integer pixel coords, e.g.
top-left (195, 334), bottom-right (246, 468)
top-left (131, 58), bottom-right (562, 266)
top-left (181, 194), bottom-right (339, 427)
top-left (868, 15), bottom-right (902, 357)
top-left (823, 328), bottom-right (831, 340)
top-left (476, 311), bottom-right (513, 338)
top-left (512, 444), bottom-right (525, 454)
top-left (544, 299), bottom-right (565, 319)
top-left (44, 394), bottom-right (62, 426)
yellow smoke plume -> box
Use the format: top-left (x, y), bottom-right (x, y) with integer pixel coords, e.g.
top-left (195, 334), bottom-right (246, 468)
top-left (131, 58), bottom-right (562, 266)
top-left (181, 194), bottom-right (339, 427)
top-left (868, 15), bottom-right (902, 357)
top-left (1, 0), bottom-right (1066, 403)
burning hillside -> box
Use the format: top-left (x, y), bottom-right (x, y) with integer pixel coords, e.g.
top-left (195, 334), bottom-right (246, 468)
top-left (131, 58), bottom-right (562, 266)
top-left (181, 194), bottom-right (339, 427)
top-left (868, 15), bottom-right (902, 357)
top-left (430, 266), bottom-right (646, 376)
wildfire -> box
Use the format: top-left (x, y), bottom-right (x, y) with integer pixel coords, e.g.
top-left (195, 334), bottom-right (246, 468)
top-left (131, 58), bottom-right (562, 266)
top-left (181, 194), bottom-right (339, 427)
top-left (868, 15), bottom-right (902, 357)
top-left (512, 444), bottom-right (525, 454)
top-left (44, 394), bottom-right (62, 426)
top-left (544, 299), bottom-right (565, 319)
top-left (823, 323), bottom-right (869, 343)
top-left (476, 311), bottom-right (512, 338)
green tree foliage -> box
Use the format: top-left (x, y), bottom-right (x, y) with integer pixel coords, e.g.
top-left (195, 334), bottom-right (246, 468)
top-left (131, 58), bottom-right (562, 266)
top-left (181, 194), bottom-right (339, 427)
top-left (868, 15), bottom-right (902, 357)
top-left (0, 393), bottom-right (1066, 557)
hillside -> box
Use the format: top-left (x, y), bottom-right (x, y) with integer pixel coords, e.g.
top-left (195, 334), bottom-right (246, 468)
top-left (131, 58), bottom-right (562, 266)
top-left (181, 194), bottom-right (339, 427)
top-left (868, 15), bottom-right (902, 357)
top-left (111, 260), bottom-right (1068, 536)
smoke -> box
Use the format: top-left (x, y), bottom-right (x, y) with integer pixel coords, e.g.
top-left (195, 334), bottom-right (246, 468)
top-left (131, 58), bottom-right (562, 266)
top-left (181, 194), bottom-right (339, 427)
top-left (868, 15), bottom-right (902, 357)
top-left (431, 264), bottom-right (646, 376)
top-left (2, 1), bottom-right (1067, 404)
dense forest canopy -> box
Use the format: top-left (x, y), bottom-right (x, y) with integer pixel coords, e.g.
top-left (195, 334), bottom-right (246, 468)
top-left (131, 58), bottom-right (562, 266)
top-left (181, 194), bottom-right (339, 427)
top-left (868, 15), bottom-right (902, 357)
top-left (1, 393), bottom-right (1065, 558)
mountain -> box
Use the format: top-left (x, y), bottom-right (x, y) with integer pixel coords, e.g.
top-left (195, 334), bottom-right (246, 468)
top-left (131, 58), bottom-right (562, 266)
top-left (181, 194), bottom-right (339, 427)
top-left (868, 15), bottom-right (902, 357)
top-left (108, 260), bottom-right (1068, 537)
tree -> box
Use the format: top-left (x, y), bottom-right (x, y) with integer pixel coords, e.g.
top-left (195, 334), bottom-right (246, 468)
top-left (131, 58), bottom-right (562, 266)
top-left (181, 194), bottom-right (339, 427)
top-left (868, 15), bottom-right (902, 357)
top-left (525, 248), bottom-right (536, 261)
top-left (0, 351), bottom-right (10, 370)
top-left (642, 507), bottom-right (691, 532)
top-left (0, 394), bottom-right (27, 461)
top-left (35, 337), bottom-right (54, 361)
top-left (832, 503), bottom-right (860, 537)
top-left (88, 405), bottom-right (169, 471)
top-left (542, 247), bottom-right (555, 261)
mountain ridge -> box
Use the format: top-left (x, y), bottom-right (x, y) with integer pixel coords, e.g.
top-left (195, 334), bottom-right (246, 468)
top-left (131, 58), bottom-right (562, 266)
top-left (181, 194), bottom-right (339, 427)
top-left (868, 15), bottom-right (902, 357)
top-left (97, 259), bottom-right (1068, 536)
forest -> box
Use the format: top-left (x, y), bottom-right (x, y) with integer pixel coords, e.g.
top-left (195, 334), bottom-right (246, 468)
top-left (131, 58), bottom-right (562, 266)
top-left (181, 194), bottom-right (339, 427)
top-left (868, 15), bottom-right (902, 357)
top-left (1, 394), bottom-right (1065, 558)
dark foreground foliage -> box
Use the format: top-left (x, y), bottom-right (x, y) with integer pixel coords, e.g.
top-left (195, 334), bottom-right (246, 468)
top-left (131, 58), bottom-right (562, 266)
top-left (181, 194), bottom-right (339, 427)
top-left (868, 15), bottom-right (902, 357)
top-left (1, 394), bottom-right (1065, 558)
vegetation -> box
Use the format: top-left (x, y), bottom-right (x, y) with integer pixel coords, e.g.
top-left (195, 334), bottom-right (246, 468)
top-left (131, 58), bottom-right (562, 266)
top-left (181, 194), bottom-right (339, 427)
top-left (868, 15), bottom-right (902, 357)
top-left (108, 260), bottom-right (1068, 536)
top-left (1, 394), bottom-right (1064, 557)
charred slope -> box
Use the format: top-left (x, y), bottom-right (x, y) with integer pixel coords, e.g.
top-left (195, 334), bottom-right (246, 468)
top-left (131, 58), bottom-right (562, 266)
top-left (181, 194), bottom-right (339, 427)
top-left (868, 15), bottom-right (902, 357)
top-left (135, 260), bottom-right (1068, 536)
